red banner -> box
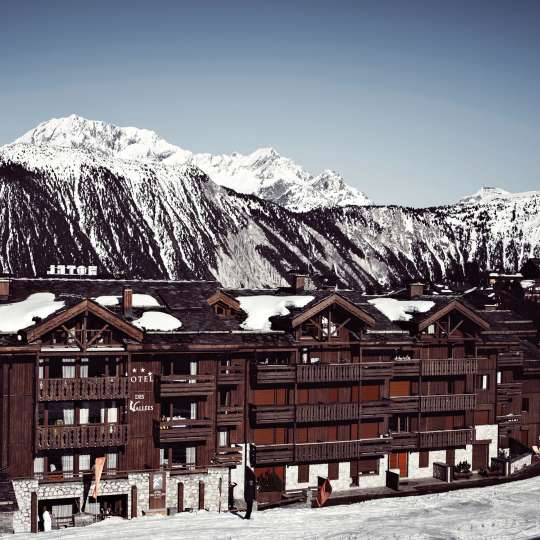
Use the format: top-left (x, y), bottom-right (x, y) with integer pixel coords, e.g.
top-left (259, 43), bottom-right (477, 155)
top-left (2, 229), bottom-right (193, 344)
top-left (92, 456), bottom-right (107, 499)
top-left (316, 476), bottom-right (332, 507)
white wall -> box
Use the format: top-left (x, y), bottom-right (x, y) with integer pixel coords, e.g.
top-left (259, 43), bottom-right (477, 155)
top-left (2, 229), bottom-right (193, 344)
top-left (475, 424), bottom-right (499, 462)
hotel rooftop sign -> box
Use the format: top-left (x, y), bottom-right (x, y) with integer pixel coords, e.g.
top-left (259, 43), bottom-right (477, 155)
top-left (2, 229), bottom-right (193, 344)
top-left (46, 264), bottom-right (98, 276)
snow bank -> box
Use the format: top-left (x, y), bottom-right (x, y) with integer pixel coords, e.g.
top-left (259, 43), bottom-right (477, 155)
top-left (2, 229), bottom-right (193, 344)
top-left (236, 295), bottom-right (314, 331)
top-left (10, 475), bottom-right (540, 540)
top-left (0, 293), bottom-right (65, 333)
top-left (94, 294), bottom-right (160, 307)
top-left (132, 311), bottom-right (182, 331)
top-left (368, 298), bottom-right (435, 322)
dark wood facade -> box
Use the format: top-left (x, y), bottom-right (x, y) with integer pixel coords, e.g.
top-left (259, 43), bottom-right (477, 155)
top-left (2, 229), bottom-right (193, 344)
top-left (1, 274), bottom-right (539, 500)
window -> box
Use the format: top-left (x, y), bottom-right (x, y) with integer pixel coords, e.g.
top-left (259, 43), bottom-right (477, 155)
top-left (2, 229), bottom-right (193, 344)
top-left (522, 398), bottom-right (530, 413)
top-left (34, 457), bottom-right (44, 478)
top-left (301, 322), bottom-right (317, 339)
top-left (419, 451), bottom-right (429, 468)
top-left (106, 452), bottom-right (118, 470)
top-left (497, 371), bottom-right (502, 384)
top-left (321, 314), bottom-right (339, 338)
top-left (298, 464), bottom-right (309, 483)
top-left (480, 374), bottom-right (489, 390)
top-left (218, 429), bottom-right (229, 447)
top-left (427, 324), bottom-right (435, 334)
top-left (79, 454), bottom-right (91, 471)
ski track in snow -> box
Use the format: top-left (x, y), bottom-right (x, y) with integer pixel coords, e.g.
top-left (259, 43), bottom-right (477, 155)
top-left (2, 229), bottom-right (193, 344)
top-left (9, 476), bottom-right (540, 540)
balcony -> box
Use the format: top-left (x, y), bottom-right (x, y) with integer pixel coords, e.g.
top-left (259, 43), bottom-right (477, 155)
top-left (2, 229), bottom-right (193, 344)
top-left (38, 377), bottom-right (128, 401)
top-left (250, 437), bottom-right (391, 465)
top-left (159, 374), bottom-right (215, 397)
top-left (217, 406), bottom-right (244, 426)
top-left (393, 358), bottom-right (420, 376)
top-left (297, 363), bottom-right (363, 384)
top-left (389, 396), bottom-right (420, 413)
top-left (497, 382), bottom-right (523, 401)
top-left (253, 364), bottom-right (296, 385)
top-left (420, 394), bottom-right (476, 413)
top-left (36, 423), bottom-right (128, 450)
top-left (389, 431), bottom-right (418, 450)
top-left (496, 413), bottom-right (522, 427)
top-left (421, 358), bottom-right (479, 376)
top-left (295, 438), bottom-right (391, 462)
top-left (418, 428), bottom-right (473, 449)
top-left (213, 446), bottom-right (243, 465)
top-left (218, 366), bottom-right (243, 385)
top-left (524, 360), bottom-right (540, 375)
top-left (154, 419), bottom-right (212, 443)
top-left (498, 353), bottom-right (524, 368)
top-left (251, 405), bottom-right (295, 425)
top-left (251, 401), bottom-right (389, 426)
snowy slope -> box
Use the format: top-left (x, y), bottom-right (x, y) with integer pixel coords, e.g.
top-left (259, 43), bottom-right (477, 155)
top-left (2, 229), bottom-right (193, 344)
top-left (14, 115), bottom-right (372, 212)
top-left (7, 476), bottom-right (540, 539)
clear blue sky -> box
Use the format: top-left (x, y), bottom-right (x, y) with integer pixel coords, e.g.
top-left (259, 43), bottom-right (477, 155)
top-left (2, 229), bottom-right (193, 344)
top-left (1, 0), bottom-right (539, 206)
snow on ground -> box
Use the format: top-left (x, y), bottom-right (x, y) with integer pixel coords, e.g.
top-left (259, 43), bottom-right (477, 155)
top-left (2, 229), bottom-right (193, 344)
top-left (132, 311), bottom-right (182, 331)
top-left (368, 298), bottom-right (435, 322)
top-left (10, 476), bottom-right (540, 540)
top-left (0, 293), bottom-right (65, 333)
top-left (236, 295), bottom-right (315, 331)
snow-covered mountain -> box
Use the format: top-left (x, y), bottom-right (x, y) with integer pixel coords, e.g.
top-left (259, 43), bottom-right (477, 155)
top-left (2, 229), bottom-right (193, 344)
top-left (0, 144), bottom-right (538, 289)
top-left (14, 115), bottom-right (371, 212)
top-left (2, 116), bottom-right (539, 289)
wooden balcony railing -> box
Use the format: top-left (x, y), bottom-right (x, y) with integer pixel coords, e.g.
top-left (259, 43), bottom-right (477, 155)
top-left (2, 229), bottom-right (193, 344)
top-left (393, 358), bottom-right (420, 376)
top-left (218, 366), bottom-right (244, 385)
top-left (154, 419), bottom-right (212, 443)
top-left (159, 374), bottom-right (215, 397)
top-left (418, 429), bottom-right (473, 449)
top-left (297, 363), bottom-right (363, 383)
top-left (497, 382), bottom-right (523, 401)
top-left (217, 406), bottom-right (244, 425)
top-left (38, 377), bottom-right (128, 401)
top-left (251, 400), bottom-right (390, 425)
top-left (389, 396), bottom-right (420, 413)
top-left (295, 438), bottom-right (390, 462)
top-left (213, 446), bottom-right (243, 465)
top-left (251, 405), bottom-right (295, 425)
top-left (421, 358), bottom-right (479, 376)
top-left (253, 364), bottom-right (296, 385)
top-left (36, 423), bottom-right (128, 451)
top-left (360, 362), bottom-right (395, 380)
top-left (420, 394), bottom-right (476, 413)
top-left (250, 437), bottom-right (391, 465)
top-left (497, 353), bottom-right (524, 368)
top-left (389, 431), bottom-right (418, 450)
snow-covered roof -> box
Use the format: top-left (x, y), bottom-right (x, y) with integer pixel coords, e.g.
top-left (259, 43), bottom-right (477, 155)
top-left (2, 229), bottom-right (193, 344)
top-left (132, 311), bottom-right (182, 331)
top-left (94, 294), bottom-right (161, 308)
top-left (368, 298), bottom-right (435, 322)
top-left (236, 295), bottom-right (315, 331)
top-left (0, 293), bottom-right (66, 333)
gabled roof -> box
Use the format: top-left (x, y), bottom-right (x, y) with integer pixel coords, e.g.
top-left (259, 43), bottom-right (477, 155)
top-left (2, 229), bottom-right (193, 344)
top-left (291, 293), bottom-right (376, 328)
top-left (207, 290), bottom-right (241, 311)
top-left (417, 299), bottom-right (490, 331)
top-left (25, 298), bottom-right (144, 342)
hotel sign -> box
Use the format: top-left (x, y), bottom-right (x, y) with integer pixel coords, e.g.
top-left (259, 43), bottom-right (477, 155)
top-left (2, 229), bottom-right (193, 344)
top-left (46, 264), bottom-right (98, 276)
top-left (128, 368), bottom-right (154, 412)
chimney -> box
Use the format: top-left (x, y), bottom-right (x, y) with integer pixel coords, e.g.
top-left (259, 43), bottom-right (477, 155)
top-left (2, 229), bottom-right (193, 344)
top-left (123, 287), bottom-right (133, 316)
top-left (287, 271), bottom-right (306, 293)
top-left (407, 282), bottom-right (424, 299)
top-left (0, 277), bottom-right (10, 299)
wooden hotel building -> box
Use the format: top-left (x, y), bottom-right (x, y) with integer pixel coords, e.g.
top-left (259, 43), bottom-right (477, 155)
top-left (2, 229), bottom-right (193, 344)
top-left (1, 270), bottom-right (539, 532)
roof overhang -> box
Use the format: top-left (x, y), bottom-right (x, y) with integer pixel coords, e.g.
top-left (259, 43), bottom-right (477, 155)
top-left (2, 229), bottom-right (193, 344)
top-left (25, 298), bottom-right (144, 343)
top-left (291, 293), bottom-right (376, 328)
top-left (417, 299), bottom-right (490, 331)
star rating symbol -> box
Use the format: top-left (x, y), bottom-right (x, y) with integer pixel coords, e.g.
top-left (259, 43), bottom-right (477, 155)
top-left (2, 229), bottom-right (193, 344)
top-left (141, 368), bottom-right (146, 373)
top-left (132, 368), bottom-right (137, 373)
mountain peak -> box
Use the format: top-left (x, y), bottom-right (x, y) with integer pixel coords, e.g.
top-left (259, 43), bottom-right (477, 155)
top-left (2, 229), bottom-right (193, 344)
top-left (11, 115), bottom-right (372, 212)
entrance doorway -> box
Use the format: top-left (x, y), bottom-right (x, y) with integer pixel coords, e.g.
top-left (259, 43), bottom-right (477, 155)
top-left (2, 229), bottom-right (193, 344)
top-left (389, 451), bottom-right (408, 477)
